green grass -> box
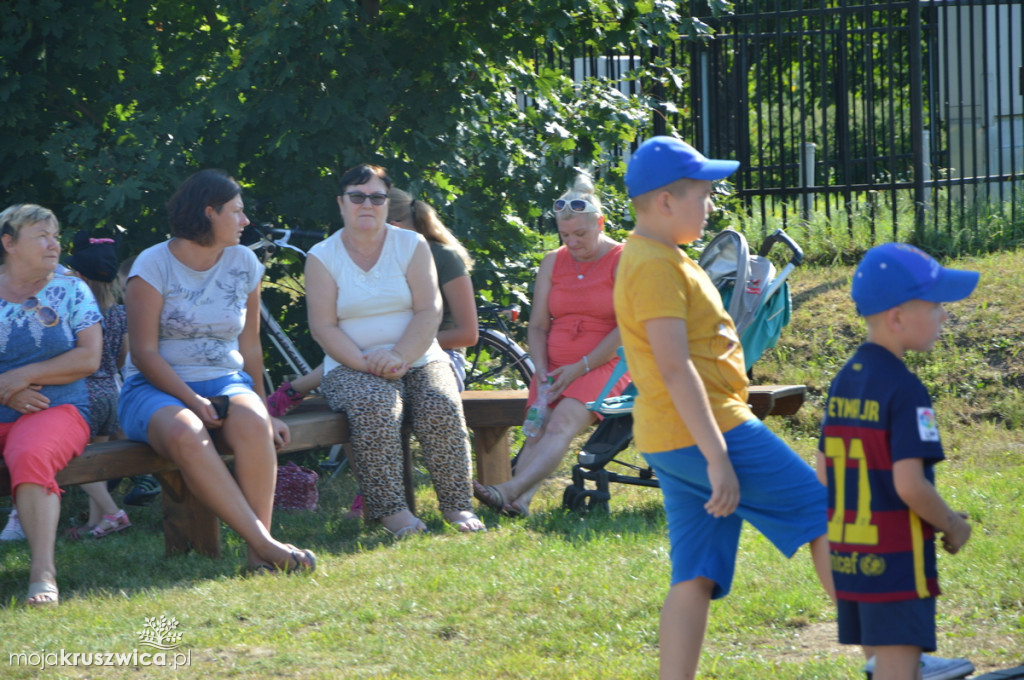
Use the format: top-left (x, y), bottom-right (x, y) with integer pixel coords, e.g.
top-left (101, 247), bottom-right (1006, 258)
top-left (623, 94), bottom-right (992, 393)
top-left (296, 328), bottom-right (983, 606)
top-left (1, 250), bottom-right (1022, 679)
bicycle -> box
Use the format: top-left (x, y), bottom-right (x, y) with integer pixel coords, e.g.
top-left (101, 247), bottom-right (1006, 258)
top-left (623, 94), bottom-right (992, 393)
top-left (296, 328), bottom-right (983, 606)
top-left (463, 304), bottom-right (535, 391)
top-left (244, 222), bottom-right (324, 394)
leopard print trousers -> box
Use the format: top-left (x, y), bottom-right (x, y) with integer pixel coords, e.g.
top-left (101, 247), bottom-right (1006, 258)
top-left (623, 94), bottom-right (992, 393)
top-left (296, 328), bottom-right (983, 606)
top-left (321, 360), bottom-right (474, 521)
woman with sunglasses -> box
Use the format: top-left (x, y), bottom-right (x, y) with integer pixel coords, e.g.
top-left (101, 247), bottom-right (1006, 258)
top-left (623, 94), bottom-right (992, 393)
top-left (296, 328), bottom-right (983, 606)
top-left (0, 204), bottom-right (103, 605)
top-left (473, 175), bottom-right (630, 517)
top-left (118, 169), bottom-right (316, 574)
top-left (306, 164), bottom-right (485, 536)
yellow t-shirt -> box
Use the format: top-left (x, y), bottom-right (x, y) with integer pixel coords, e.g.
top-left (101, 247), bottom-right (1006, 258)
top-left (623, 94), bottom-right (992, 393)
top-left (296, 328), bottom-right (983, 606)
top-left (613, 233), bottom-right (753, 453)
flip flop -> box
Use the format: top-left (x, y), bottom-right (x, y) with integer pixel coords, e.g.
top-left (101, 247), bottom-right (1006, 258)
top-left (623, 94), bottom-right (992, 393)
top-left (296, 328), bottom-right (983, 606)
top-left (27, 581), bottom-right (59, 606)
top-left (444, 512), bottom-right (487, 533)
top-left (246, 563), bottom-right (280, 576)
top-left (274, 548), bottom-right (316, 574)
top-left (472, 481), bottom-right (508, 513)
top-left (387, 519), bottom-right (428, 540)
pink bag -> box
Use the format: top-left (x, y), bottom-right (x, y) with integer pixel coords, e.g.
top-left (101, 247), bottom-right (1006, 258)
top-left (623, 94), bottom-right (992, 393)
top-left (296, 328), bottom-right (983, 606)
top-left (274, 461), bottom-right (319, 511)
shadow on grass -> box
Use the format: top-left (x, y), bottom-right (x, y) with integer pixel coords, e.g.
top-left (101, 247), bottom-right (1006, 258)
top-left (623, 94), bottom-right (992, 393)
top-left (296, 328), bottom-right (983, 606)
top-left (471, 489), bottom-right (667, 545)
top-left (0, 462), bottom-right (409, 607)
top-left (789, 275), bottom-right (848, 312)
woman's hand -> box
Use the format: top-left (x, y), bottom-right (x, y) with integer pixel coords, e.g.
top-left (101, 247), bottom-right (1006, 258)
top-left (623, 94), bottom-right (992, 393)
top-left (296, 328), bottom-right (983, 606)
top-left (270, 417), bottom-right (291, 450)
top-left (8, 386), bottom-right (50, 414)
top-left (364, 348), bottom-right (408, 379)
top-left (0, 368), bottom-right (32, 405)
top-left (546, 359), bottom-right (588, 400)
top-left (189, 395), bottom-right (224, 430)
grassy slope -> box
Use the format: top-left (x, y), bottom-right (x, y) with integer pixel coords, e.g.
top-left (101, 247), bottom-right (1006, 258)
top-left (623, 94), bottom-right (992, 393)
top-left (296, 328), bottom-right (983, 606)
top-left (0, 250), bottom-right (1021, 679)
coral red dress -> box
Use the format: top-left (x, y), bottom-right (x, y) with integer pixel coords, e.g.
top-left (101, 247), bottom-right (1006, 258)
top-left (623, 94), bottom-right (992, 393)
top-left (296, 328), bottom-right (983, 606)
top-left (527, 242), bottom-right (631, 416)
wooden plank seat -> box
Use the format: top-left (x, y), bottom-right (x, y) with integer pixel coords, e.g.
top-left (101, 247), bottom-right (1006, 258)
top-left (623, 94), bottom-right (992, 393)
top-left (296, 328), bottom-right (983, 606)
top-left (0, 384), bottom-right (804, 558)
top-left (747, 384), bottom-right (807, 419)
top-left (0, 391), bottom-right (529, 558)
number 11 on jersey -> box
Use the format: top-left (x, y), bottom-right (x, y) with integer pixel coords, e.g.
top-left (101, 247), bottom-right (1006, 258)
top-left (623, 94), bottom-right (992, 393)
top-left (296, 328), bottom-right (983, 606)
top-left (824, 436), bottom-right (879, 546)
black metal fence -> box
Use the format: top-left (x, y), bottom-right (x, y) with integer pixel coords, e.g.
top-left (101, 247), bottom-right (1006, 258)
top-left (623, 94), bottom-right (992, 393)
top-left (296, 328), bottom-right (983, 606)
top-left (566, 1), bottom-right (1024, 246)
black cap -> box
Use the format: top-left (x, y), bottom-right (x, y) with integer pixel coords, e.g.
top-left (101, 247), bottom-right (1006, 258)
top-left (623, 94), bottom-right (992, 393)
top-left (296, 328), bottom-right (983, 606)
top-left (65, 230), bottom-right (119, 282)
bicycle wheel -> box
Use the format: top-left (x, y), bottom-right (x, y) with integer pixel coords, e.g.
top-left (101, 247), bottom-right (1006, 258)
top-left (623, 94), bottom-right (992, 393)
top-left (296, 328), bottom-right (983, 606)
top-left (463, 329), bottom-right (535, 391)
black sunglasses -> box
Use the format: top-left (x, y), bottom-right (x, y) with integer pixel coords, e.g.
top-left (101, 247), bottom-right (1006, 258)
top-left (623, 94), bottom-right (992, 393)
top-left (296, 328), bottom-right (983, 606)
top-left (553, 198), bottom-right (599, 214)
top-left (22, 296), bottom-right (59, 327)
top-left (344, 192), bottom-right (389, 206)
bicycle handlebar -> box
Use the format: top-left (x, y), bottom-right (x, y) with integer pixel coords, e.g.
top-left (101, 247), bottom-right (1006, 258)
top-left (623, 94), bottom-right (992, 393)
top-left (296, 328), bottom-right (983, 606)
top-left (250, 222), bottom-right (325, 241)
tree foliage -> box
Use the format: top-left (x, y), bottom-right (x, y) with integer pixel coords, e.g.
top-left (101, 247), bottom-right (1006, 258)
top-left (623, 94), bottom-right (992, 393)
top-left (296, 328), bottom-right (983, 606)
top-left (1, 0), bottom-right (732, 305)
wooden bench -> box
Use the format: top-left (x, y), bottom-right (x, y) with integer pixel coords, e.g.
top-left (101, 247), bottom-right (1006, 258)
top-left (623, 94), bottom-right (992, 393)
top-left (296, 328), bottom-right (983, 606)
top-left (0, 391), bottom-right (529, 558)
top-left (0, 384), bottom-right (803, 558)
top-left (747, 384), bottom-right (807, 419)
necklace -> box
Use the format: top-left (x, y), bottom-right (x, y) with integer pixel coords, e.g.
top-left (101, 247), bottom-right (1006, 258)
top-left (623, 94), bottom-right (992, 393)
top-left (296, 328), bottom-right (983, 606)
top-left (571, 241), bottom-right (608, 279)
top-left (572, 259), bottom-right (594, 280)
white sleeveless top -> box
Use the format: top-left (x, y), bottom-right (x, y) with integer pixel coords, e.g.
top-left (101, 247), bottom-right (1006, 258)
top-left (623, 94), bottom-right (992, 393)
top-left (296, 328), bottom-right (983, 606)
top-left (308, 224), bottom-right (446, 375)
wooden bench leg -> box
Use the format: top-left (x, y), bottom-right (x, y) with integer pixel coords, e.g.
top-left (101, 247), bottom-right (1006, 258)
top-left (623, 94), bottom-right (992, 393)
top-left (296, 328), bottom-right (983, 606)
top-left (471, 426), bottom-right (513, 486)
top-left (154, 471), bottom-right (221, 558)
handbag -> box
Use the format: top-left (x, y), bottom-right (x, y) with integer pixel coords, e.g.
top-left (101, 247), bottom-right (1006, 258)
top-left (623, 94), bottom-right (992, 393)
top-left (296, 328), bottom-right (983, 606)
top-left (274, 461), bottom-right (319, 511)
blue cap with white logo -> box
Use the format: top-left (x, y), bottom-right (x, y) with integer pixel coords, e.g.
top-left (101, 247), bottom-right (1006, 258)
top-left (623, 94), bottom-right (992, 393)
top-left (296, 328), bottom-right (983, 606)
top-left (625, 136), bottom-right (740, 198)
top-left (851, 243), bottom-right (979, 316)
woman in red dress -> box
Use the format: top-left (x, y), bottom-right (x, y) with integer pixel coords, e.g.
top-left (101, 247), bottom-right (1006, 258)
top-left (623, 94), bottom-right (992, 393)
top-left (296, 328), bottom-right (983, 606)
top-left (474, 176), bottom-right (629, 516)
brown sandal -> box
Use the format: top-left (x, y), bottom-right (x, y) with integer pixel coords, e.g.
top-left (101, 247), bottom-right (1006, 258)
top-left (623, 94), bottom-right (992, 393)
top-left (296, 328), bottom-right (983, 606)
top-left (472, 481), bottom-right (507, 513)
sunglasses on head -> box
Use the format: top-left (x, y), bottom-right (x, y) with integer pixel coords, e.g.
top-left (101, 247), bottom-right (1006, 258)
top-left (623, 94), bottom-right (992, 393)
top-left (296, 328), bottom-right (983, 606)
top-left (344, 192), bottom-right (389, 206)
top-left (553, 198), bottom-right (599, 214)
top-left (22, 296), bottom-right (59, 327)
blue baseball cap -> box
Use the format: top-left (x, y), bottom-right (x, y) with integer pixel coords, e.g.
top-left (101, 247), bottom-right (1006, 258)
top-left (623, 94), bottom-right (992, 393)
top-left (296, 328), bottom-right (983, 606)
top-left (851, 243), bottom-right (979, 316)
top-left (625, 136), bottom-right (740, 198)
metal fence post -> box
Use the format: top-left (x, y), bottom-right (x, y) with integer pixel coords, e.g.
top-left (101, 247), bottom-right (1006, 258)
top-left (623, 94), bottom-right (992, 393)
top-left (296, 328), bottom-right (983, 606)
top-left (922, 129), bottom-right (932, 210)
top-left (800, 142), bottom-right (816, 222)
top-left (910, 0), bottom-right (926, 240)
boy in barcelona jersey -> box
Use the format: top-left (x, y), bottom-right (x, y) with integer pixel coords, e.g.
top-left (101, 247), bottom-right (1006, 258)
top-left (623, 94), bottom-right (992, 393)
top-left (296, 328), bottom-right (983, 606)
top-left (818, 243), bottom-right (977, 680)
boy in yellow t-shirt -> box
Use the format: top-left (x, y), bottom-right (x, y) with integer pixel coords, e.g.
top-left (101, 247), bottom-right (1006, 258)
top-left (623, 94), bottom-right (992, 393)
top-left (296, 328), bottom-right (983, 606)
top-left (614, 136), bottom-right (835, 680)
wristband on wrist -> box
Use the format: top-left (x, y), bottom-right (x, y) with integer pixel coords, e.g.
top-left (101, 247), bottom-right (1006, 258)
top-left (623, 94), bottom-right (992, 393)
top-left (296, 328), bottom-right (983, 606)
top-left (583, 354), bottom-right (591, 373)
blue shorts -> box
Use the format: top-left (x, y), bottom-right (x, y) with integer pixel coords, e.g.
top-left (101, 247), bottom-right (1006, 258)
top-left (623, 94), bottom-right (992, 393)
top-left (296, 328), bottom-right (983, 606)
top-left (837, 597), bottom-right (936, 651)
top-left (642, 418), bottom-right (827, 599)
top-left (118, 372), bottom-right (256, 445)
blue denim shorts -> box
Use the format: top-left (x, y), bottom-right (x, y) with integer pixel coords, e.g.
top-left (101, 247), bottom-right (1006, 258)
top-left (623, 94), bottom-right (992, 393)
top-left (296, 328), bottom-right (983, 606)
top-left (837, 597), bottom-right (937, 651)
top-left (642, 419), bottom-right (827, 599)
top-left (118, 371), bottom-right (255, 444)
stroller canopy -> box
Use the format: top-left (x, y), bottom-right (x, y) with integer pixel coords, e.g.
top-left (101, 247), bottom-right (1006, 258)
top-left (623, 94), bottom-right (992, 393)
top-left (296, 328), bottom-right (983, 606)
top-left (698, 229), bottom-right (797, 372)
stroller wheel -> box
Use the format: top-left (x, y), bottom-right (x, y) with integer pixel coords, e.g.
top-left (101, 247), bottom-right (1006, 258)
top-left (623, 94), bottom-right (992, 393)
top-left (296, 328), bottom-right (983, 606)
top-left (568, 488), bottom-right (594, 514)
top-left (582, 490), bottom-right (610, 514)
top-left (562, 484), bottom-right (583, 511)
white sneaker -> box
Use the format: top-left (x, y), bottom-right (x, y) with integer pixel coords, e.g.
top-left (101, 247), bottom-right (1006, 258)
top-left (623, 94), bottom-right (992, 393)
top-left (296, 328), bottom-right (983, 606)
top-left (0, 511), bottom-right (26, 541)
top-left (864, 653), bottom-right (975, 680)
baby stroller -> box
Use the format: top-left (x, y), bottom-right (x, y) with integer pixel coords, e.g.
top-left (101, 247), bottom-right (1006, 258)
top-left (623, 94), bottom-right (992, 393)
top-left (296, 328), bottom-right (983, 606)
top-left (562, 229), bottom-right (804, 513)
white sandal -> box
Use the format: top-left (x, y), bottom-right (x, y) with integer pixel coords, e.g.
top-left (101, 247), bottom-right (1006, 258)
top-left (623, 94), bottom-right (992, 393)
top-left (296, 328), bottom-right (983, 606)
top-left (387, 519), bottom-right (428, 539)
top-left (27, 581), bottom-right (59, 606)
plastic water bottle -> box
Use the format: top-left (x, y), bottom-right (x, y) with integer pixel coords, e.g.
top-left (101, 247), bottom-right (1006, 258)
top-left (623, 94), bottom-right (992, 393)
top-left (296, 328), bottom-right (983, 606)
top-left (522, 375), bottom-right (554, 437)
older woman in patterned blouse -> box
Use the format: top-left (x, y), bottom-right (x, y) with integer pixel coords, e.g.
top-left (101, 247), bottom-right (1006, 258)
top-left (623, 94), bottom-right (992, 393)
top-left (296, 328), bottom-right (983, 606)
top-left (0, 203), bottom-right (102, 605)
